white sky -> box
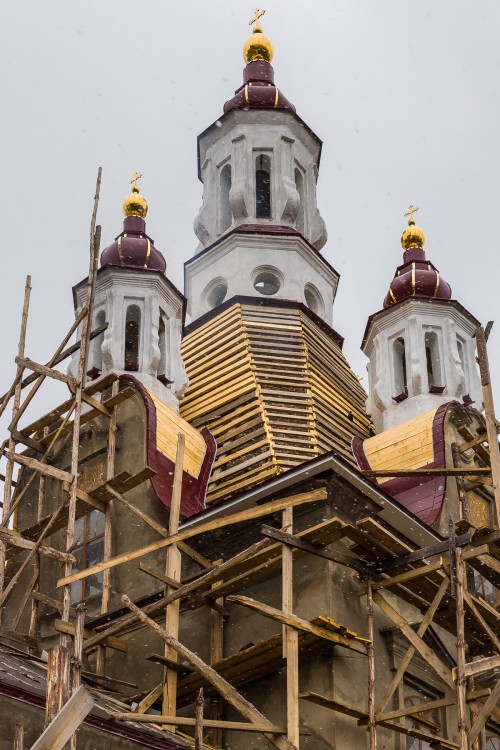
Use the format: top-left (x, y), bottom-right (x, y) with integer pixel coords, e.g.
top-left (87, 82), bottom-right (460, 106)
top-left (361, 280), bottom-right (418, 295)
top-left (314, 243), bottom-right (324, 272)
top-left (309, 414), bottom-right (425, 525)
top-left (1, 0), bottom-right (499, 429)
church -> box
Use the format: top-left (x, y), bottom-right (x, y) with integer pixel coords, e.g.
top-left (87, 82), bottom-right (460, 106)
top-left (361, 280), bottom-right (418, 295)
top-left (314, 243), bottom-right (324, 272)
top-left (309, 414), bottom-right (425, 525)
top-left (0, 10), bottom-right (499, 750)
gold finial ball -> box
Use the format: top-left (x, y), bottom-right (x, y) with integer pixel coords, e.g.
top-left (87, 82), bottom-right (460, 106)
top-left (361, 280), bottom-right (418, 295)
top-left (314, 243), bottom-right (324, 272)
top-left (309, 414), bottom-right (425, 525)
top-left (401, 224), bottom-right (425, 251)
top-left (244, 30), bottom-right (274, 63)
top-left (123, 191), bottom-right (148, 218)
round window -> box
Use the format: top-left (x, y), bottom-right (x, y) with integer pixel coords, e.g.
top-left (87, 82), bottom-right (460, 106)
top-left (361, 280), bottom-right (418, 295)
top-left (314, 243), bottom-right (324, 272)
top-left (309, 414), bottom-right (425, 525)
top-left (304, 283), bottom-right (324, 317)
top-left (253, 271), bottom-right (281, 296)
top-left (206, 280), bottom-right (228, 309)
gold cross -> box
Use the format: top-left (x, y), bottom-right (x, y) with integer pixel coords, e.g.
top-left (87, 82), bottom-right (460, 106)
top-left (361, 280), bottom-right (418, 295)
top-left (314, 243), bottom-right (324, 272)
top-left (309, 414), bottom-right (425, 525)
top-left (404, 204), bottom-right (419, 223)
top-left (249, 8), bottom-right (266, 31)
top-left (130, 172), bottom-right (143, 192)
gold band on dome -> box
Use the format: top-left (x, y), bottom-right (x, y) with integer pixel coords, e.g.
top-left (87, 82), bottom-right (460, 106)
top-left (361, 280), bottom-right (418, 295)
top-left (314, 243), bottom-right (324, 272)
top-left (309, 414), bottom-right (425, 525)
top-left (144, 239), bottom-right (151, 268)
top-left (274, 87), bottom-right (279, 108)
top-left (389, 286), bottom-right (397, 304)
top-left (433, 271), bottom-right (440, 297)
top-left (411, 262), bottom-right (416, 294)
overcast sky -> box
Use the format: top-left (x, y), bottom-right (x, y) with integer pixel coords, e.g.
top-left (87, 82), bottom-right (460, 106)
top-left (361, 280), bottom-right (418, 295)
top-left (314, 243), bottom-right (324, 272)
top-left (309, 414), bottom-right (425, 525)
top-left (1, 0), bottom-right (499, 430)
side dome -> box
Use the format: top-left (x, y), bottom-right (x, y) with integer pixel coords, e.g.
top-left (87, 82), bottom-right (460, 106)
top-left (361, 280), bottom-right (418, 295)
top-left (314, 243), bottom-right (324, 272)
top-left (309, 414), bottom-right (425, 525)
top-left (384, 207), bottom-right (452, 308)
top-left (100, 176), bottom-right (167, 273)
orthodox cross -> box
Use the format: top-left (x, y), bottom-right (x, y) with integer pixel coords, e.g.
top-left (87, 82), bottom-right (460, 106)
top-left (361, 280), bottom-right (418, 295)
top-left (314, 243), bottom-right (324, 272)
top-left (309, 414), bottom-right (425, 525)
top-left (404, 204), bottom-right (419, 223)
top-left (130, 172), bottom-right (143, 191)
top-left (249, 8), bottom-right (266, 30)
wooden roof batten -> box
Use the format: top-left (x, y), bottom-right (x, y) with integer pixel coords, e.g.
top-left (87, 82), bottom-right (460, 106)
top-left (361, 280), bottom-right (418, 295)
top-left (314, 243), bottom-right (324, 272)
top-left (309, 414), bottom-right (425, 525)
top-left (0, 173), bottom-right (500, 750)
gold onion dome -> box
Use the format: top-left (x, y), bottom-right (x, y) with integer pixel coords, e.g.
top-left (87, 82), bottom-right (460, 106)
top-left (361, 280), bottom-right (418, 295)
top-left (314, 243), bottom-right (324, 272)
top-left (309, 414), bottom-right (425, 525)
top-left (243, 9), bottom-right (274, 63)
top-left (401, 204), bottom-right (425, 250)
top-left (123, 172), bottom-right (148, 219)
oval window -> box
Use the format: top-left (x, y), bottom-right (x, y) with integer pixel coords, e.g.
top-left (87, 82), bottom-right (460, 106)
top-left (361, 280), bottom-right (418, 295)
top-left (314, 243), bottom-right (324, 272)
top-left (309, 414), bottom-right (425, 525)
top-left (206, 280), bottom-right (228, 309)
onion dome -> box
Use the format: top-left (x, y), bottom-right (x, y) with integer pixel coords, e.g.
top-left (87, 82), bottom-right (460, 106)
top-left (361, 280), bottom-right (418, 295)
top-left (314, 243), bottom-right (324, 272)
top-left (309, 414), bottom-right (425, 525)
top-left (383, 206), bottom-right (452, 309)
top-left (224, 10), bottom-right (296, 115)
top-left (100, 173), bottom-right (166, 273)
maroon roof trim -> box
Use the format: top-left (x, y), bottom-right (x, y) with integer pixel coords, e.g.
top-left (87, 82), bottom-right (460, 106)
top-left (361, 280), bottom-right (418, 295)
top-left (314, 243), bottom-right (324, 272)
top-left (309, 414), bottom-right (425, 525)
top-left (352, 402), bottom-right (454, 526)
top-left (0, 681), bottom-right (185, 749)
top-left (120, 375), bottom-right (216, 519)
top-left (183, 295), bottom-right (344, 349)
top-left (361, 298), bottom-right (481, 350)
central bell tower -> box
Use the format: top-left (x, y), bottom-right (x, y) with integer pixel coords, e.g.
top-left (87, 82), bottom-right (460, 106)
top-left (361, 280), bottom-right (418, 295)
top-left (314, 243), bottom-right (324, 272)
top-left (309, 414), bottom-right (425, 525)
top-left (186, 12), bottom-right (336, 325)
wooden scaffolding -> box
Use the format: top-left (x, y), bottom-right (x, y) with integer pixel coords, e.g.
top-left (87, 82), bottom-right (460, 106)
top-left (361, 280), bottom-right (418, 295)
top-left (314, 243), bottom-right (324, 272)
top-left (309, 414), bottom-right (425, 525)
top-left (0, 171), bottom-right (500, 750)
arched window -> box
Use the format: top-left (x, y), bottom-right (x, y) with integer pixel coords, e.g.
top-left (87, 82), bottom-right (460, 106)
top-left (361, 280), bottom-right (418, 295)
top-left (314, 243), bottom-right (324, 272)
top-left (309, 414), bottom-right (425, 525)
top-left (393, 337), bottom-right (408, 400)
top-left (256, 154), bottom-right (271, 218)
top-left (304, 283), bottom-right (324, 317)
top-left (124, 305), bottom-right (140, 372)
top-left (295, 168), bottom-right (305, 234)
top-left (425, 331), bottom-right (444, 393)
top-left (219, 164), bottom-right (232, 232)
top-left (90, 309), bottom-right (105, 378)
top-left (158, 312), bottom-right (167, 381)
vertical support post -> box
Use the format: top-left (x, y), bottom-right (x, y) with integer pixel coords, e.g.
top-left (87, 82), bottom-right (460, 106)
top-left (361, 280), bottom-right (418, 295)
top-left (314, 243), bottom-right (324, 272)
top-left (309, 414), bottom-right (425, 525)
top-left (96, 379), bottom-right (119, 677)
top-left (61, 169), bottom-right (102, 636)
top-left (0, 276), bottom-right (31, 611)
top-left (282, 506), bottom-right (299, 749)
top-left (45, 645), bottom-right (71, 727)
top-left (475, 325), bottom-right (500, 526)
top-left (162, 433), bottom-right (185, 723)
top-left (69, 604), bottom-right (86, 750)
top-left (28, 553), bottom-right (41, 646)
top-left (452, 443), bottom-right (470, 523)
top-left (209, 560), bottom-right (224, 748)
top-left (455, 546), bottom-right (468, 750)
top-left (195, 688), bottom-right (205, 750)
top-left (14, 725), bottom-right (24, 750)
top-left (367, 577), bottom-right (377, 750)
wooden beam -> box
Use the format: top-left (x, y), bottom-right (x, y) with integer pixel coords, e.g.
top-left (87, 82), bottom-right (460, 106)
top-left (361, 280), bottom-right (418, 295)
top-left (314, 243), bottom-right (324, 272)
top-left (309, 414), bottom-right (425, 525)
top-left (4, 452), bottom-right (73, 484)
top-left (282, 507), bottom-right (299, 748)
top-left (454, 547), bottom-right (468, 750)
top-left (0, 528), bottom-right (75, 564)
top-left (15, 356), bottom-right (77, 388)
top-left (262, 524), bottom-right (366, 573)
top-left (228, 595), bottom-right (368, 655)
top-left (367, 578), bottom-right (377, 750)
top-left (113, 714), bottom-right (287, 734)
top-left (453, 654), bottom-right (500, 680)
top-left (362, 468), bottom-right (491, 478)
top-left (57, 488), bottom-right (327, 588)
top-left (475, 325), bottom-right (500, 525)
top-left (372, 531), bottom-right (474, 573)
top-left (136, 683), bottom-right (163, 715)
top-left (463, 590), bottom-right (500, 654)
top-left (374, 690), bottom-right (492, 724)
top-left (14, 725), bottom-right (24, 750)
top-left (122, 595), bottom-right (296, 750)
top-left (80, 392), bottom-right (110, 416)
top-left (29, 686), bottom-right (94, 750)
top-left (373, 590), bottom-right (453, 687)
top-left (138, 563), bottom-right (227, 616)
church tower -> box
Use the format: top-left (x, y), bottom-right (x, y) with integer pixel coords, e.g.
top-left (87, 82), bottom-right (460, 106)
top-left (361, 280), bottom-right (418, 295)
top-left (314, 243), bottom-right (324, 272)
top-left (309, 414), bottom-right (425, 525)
top-left (362, 207), bottom-right (482, 432)
top-left (180, 14), bottom-right (372, 505)
top-left (187, 11), bottom-right (335, 324)
top-left (70, 175), bottom-right (188, 412)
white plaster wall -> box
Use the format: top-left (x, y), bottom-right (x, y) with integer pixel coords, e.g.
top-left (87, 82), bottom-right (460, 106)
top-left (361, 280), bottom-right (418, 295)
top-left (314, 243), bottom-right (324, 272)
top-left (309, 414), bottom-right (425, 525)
top-left (185, 232), bottom-right (339, 325)
top-left (70, 268), bottom-right (188, 412)
top-left (194, 109), bottom-right (327, 252)
top-left (363, 299), bottom-right (482, 432)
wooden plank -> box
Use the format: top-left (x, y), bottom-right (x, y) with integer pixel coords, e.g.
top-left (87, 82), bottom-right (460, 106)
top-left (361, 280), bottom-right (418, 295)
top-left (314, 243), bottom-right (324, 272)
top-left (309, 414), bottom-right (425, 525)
top-left (375, 690), bottom-right (492, 723)
top-left (57, 488), bottom-right (327, 588)
top-left (282, 506), bottom-right (299, 748)
top-left (121, 595), bottom-right (296, 750)
top-left (228, 595), bottom-right (368, 655)
top-left (0, 528), bottom-right (75, 564)
top-left (262, 525), bottom-right (365, 573)
top-left (455, 654), bottom-right (500, 680)
top-left (113, 714), bottom-right (287, 734)
top-left (29, 686), bottom-right (94, 750)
